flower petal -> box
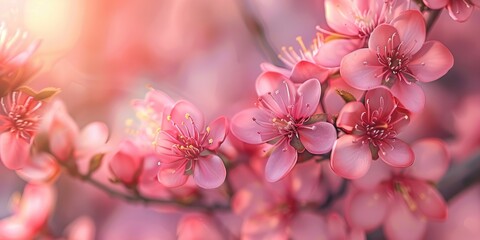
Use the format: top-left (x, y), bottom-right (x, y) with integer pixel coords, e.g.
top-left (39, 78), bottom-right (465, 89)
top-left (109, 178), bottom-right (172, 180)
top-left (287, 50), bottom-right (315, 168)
top-left (340, 48), bottom-right (384, 90)
top-left (364, 87), bottom-right (397, 120)
top-left (347, 188), bottom-right (389, 230)
top-left (409, 41), bottom-right (454, 83)
top-left (447, 0), bottom-right (474, 22)
top-left (423, 0), bottom-right (449, 9)
top-left (352, 160), bottom-right (391, 191)
top-left (265, 140), bottom-right (298, 182)
top-left (390, 81), bottom-right (425, 113)
top-left (256, 71), bottom-right (293, 97)
top-left (177, 213), bottom-right (224, 240)
top-left (0, 133), bottom-right (30, 170)
top-left (242, 213), bottom-right (286, 240)
top-left (230, 108), bottom-right (277, 144)
top-left (379, 139), bottom-right (414, 167)
top-left (16, 153), bottom-right (60, 183)
top-left (324, 0), bottom-right (361, 36)
top-left (405, 138), bottom-right (449, 182)
top-left (290, 61), bottom-right (329, 83)
top-left (204, 116), bottom-right (228, 151)
top-left (157, 161), bottom-right (188, 188)
top-left (330, 135), bottom-right (372, 179)
top-left (336, 101), bottom-right (365, 133)
top-left (406, 179), bottom-right (448, 220)
top-left (298, 121), bottom-right (337, 154)
top-left (193, 155), bottom-right (226, 189)
top-left (165, 100), bottom-right (205, 134)
top-left (323, 77), bottom-right (365, 115)
top-left (316, 38), bottom-right (364, 68)
top-left (390, 10), bottom-right (426, 54)
top-left (384, 198), bottom-right (427, 240)
top-left (295, 78), bottom-right (321, 118)
top-left (368, 24), bottom-right (400, 54)
top-left (76, 122), bottom-right (109, 152)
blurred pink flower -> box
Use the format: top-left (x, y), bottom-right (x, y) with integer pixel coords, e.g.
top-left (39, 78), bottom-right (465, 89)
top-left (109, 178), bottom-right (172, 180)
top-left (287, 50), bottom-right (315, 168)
top-left (316, 0), bottom-right (403, 67)
top-left (109, 140), bottom-right (144, 186)
top-left (155, 100), bottom-right (228, 189)
top-left (0, 23), bottom-right (40, 97)
top-left (230, 72), bottom-right (337, 182)
top-left (340, 10), bottom-right (454, 112)
top-left (331, 88), bottom-right (413, 179)
top-left (424, 0), bottom-right (480, 22)
top-left (177, 213), bottom-right (226, 240)
top-left (0, 90), bottom-right (43, 169)
top-left (450, 94), bottom-right (480, 161)
top-left (0, 183), bottom-right (56, 240)
top-left (347, 138), bottom-right (449, 239)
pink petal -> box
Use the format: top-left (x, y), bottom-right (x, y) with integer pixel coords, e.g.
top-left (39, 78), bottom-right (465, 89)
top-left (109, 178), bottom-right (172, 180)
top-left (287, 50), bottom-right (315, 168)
top-left (404, 138), bottom-right (449, 182)
top-left (18, 183), bottom-right (56, 227)
top-left (16, 153), bottom-right (60, 183)
top-left (290, 61), bottom-right (329, 83)
top-left (165, 100), bottom-right (205, 133)
top-left (9, 40), bottom-right (41, 66)
top-left (260, 62), bottom-right (291, 76)
top-left (406, 179), bottom-right (448, 220)
top-left (384, 198), bottom-right (427, 240)
top-left (316, 38), bottom-right (364, 68)
top-left (255, 71), bottom-right (293, 97)
top-left (242, 214), bottom-right (286, 240)
top-left (291, 212), bottom-right (329, 240)
top-left (330, 135), bottom-right (372, 179)
top-left (423, 0), bottom-right (449, 9)
top-left (64, 216), bottom-right (95, 240)
top-left (340, 48), bottom-right (384, 90)
top-left (364, 87), bottom-right (397, 120)
top-left (352, 160), bottom-right (391, 191)
top-left (177, 213), bottom-right (224, 240)
top-left (378, 138), bottom-right (414, 167)
top-left (204, 116), bottom-right (228, 150)
top-left (290, 160), bottom-right (325, 202)
top-left (265, 140), bottom-right (298, 182)
top-left (232, 184), bottom-right (272, 217)
top-left (336, 101), bottom-right (365, 132)
top-left (48, 112), bottom-right (79, 161)
top-left (368, 24), bottom-right (400, 54)
top-left (447, 0), bottom-right (474, 22)
top-left (390, 10), bottom-right (426, 54)
top-left (109, 142), bottom-right (141, 184)
top-left (76, 122), bottom-right (109, 152)
top-left (327, 213), bottom-right (347, 240)
top-left (298, 121), bottom-right (337, 154)
top-left (295, 79), bottom-right (321, 118)
top-left (230, 108), bottom-right (277, 144)
top-left (142, 89), bottom-right (175, 113)
top-left (157, 161), bottom-right (189, 188)
top-left (409, 41), bottom-right (454, 82)
top-left (0, 133), bottom-right (30, 170)
top-left (193, 155), bottom-right (226, 189)
top-left (346, 188), bottom-right (389, 230)
top-left (390, 81), bottom-right (425, 113)
top-left (324, 0), bottom-right (361, 36)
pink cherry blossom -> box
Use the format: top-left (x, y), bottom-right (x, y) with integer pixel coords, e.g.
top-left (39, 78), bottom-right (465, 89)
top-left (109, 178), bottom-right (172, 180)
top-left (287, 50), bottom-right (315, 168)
top-left (347, 138), bottom-right (449, 239)
top-left (340, 10), bottom-right (454, 112)
top-left (155, 100), bottom-right (228, 189)
top-left (109, 140), bottom-right (144, 186)
top-left (331, 88), bottom-right (413, 179)
top-left (0, 183), bottom-right (56, 240)
top-left (0, 90), bottom-right (43, 169)
top-left (230, 72), bottom-right (337, 182)
top-left (424, 0), bottom-right (480, 22)
top-left (177, 213), bottom-right (226, 240)
top-left (316, 0), bottom-right (403, 67)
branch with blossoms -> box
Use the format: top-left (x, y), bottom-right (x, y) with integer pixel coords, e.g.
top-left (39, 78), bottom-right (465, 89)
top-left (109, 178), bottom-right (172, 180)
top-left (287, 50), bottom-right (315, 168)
top-left (1, 0), bottom-right (480, 239)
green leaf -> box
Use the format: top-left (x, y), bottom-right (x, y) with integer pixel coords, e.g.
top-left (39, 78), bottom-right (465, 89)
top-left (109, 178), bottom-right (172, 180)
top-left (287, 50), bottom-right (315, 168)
top-left (304, 113), bottom-right (328, 125)
top-left (34, 87), bottom-right (60, 101)
top-left (336, 89), bottom-right (357, 103)
top-left (88, 153), bottom-right (105, 174)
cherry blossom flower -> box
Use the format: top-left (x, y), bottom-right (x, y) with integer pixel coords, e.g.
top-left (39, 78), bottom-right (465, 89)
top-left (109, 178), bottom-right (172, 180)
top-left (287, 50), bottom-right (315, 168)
top-left (0, 90), bottom-right (43, 169)
top-left (177, 213), bottom-right (226, 240)
top-left (0, 183), bottom-right (56, 240)
top-left (424, 0), bottom-right (480, 22)
top-left (230, 72), bottom-right (337, 182)
top-left (155, 100), bottom-right (228, 189)
top-left (261, 34), bottom-right (330, 84)
top-left (316, 0), bottom-right (403, 67)
top-left (0, 22), bottom-right (40, 97)
top-left (340, 10), bottom-right (454, 112)
top-left (331, 88), bottom-right (413, 179)
top-left (347, 138), bottom-right (449, 239)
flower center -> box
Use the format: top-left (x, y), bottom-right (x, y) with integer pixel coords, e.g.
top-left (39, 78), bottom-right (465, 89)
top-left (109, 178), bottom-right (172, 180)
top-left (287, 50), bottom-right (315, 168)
top-left (1, 91), bottom-right (42, 142)
top-left (278, 34), bottom-right (323, 68)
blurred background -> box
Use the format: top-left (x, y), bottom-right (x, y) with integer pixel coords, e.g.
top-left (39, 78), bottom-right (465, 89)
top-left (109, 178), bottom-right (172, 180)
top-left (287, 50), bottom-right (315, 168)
top-left (1, 0), bottom-right (480, 239)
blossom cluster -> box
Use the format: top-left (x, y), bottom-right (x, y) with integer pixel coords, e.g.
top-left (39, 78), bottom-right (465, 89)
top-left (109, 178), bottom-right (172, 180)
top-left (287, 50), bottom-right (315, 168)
top-left (1, 0), bottom-right (478, 239)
